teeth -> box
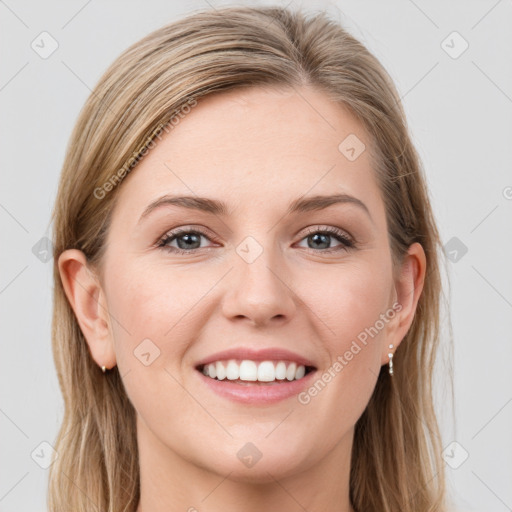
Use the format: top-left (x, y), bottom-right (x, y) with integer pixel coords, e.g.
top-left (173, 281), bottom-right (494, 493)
top-left (207, 363), bottom-right (217, 379)
top-left (216, 361), bottom-right (227, 380)
top-left (257, 361), bottom-right (275, 382)
top-left (240, 360), bottom-right (258, 381)
top-left (295, 365), bottom-right (306, 379)
top-left (286, 362), bottom-right (296, 381)
top-left (275, 361), bottom-right (287, 380)
top-left (201, 360), bottom-right (309, 382)
top-left (226, 360), bottom-right (239, 380)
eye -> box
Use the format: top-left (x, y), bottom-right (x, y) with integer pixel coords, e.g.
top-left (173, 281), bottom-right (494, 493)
top-left (157, 227), bottom-right (217, 255)
top-left (296, 226), bottom-right (355, 253)
top-left (156, 225), bottom-right (355, 255)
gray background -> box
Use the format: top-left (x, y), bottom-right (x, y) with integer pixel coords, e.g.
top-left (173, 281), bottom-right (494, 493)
top-left (1, 0), bottom-right (511, 510)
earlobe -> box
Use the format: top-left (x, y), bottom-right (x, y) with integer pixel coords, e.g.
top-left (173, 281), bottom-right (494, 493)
top-left (381, 242), bottom-right (426, 364)
top-left (57, 249), bottom-right (116, 369)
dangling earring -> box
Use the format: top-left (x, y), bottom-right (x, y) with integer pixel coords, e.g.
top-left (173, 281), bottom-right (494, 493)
top-left (101, 365), bottom-right (106, 373)
top-left (388, 344), bottom-right (394, 376)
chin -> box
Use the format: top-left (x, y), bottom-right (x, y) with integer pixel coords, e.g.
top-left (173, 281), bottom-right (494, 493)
top-left (197, 447), bottom-right (310, 483)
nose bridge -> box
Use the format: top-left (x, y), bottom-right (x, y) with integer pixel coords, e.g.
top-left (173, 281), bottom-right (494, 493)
top-left (222, 234), bottom-right (296, 325)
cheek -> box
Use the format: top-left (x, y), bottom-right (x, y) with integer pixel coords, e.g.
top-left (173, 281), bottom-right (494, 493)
top-left (300, 258), bottom-right (392, 345)
top-left (105, 259), bottom-right (215, 371)
top-left (104, 260), bottom-right (207, 424)
top-left (296, 258), bottom-right (392, 412)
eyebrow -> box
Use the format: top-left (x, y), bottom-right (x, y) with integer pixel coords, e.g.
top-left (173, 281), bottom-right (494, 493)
top-left (137, 193), bottom-right (373, 224)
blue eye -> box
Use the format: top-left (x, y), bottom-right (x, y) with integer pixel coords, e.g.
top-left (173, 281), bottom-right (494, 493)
top-left (297, 227), bottom-right (354, 252)
top-left (157, 226), bottom-right (355, 255)
top-left (157, 228), bottom-right (215, 255)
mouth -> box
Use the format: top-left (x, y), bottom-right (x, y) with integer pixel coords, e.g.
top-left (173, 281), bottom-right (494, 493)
top-left (195, 359), bottom-right (318, 405)
top-left (195, 359), bottom-right (317, 385)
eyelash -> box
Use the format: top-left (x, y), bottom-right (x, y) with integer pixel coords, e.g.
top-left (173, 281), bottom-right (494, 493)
top-left (156, 226), bottom-right (355, 255)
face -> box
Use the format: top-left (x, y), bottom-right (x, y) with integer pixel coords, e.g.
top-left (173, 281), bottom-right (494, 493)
top-left (90, 86), bottom-right (405, 481)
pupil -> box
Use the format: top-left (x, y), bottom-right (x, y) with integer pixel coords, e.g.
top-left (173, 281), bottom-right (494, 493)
top-left (309, 233), bottom-right (329, 249)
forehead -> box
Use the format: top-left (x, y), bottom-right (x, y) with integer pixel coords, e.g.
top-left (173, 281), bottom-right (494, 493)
top-left (111, 85), bottom-right (385, 226)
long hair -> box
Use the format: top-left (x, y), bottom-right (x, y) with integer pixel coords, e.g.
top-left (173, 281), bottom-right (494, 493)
top-left (49, 6), bottom-right (452, 511)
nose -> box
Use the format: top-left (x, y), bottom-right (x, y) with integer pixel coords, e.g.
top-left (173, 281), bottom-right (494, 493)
top-left (221, 247), bottom-right (297, 328)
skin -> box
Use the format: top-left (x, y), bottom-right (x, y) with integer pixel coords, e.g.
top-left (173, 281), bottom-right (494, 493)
top-left (59, 85), bottom-right (426, 512)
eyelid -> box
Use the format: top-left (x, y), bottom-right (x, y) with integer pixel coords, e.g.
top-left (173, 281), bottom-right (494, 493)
top-left (156, 225), bottom-right (219, 247)
top-left (301, 225), bottom-right (353, 241)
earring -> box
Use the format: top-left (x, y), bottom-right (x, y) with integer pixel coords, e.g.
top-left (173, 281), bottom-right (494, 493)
top-left (388, 344), bottom-right (394, 376)
top-left (101, 365), bottom-right (106, 373)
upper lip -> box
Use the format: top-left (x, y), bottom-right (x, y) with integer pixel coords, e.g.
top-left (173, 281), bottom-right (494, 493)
top-left (195, 347), bottom-right (317, 369)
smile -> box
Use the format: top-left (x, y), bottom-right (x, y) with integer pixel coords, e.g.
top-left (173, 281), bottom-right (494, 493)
top-left (198, 359), bottom-right (315, 383)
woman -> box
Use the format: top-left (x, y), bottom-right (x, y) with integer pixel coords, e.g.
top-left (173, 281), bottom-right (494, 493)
top-left (49, 5), bottom-right (451, 512)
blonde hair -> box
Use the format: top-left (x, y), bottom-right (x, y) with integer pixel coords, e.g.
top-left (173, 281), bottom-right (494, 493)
top-left (49, 5), bottom-right (451, 512)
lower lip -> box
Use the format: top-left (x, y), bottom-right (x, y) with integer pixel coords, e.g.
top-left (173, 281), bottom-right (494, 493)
top-left (197, 369), bottom-right (317, 405)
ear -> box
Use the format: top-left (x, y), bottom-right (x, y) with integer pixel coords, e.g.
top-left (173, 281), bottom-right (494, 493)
top-left (57, 249), bottom-right (116, 370)
top-left (381, 242), bottom-right (426, 365)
